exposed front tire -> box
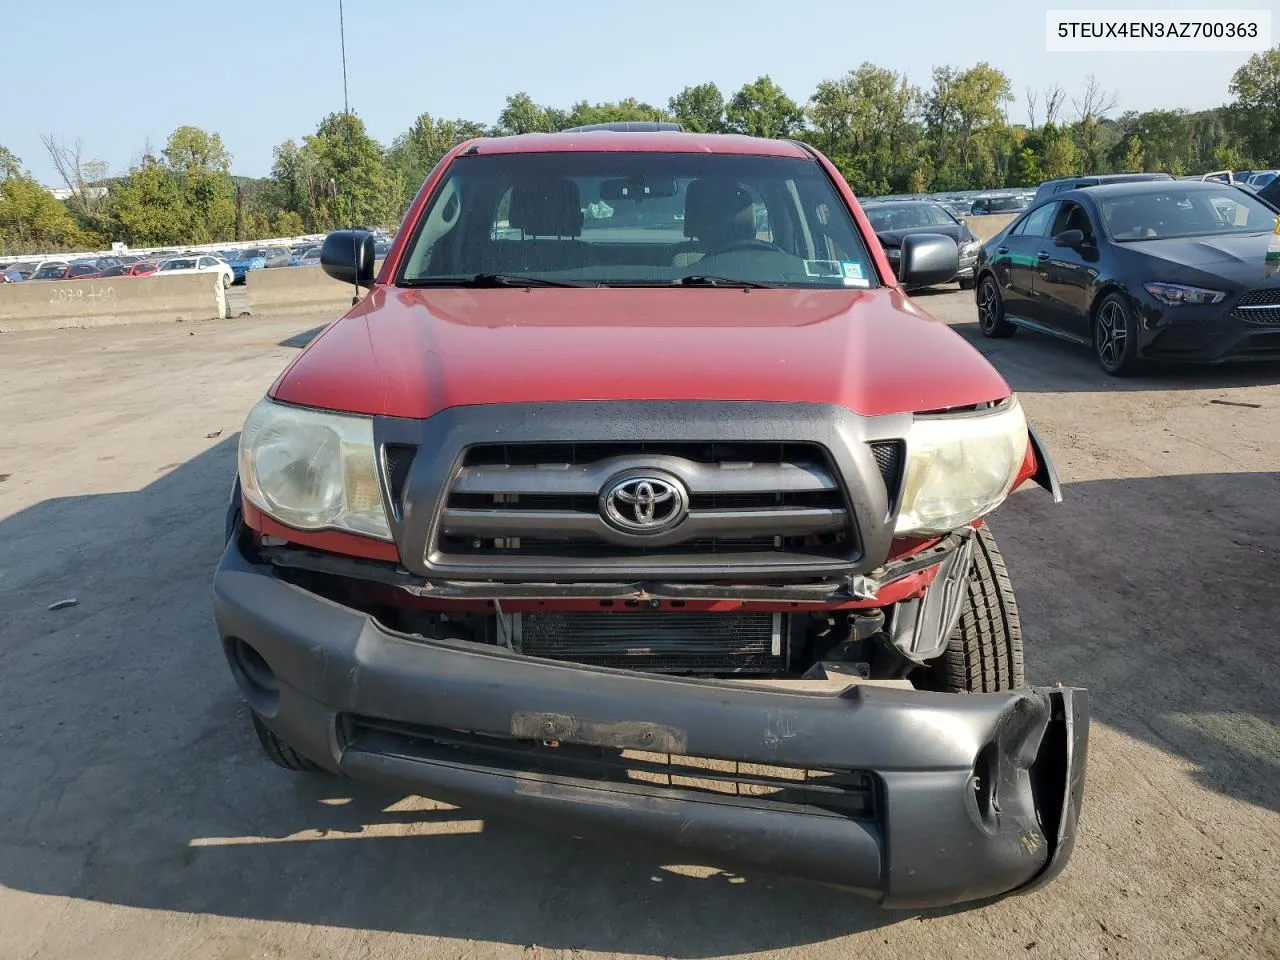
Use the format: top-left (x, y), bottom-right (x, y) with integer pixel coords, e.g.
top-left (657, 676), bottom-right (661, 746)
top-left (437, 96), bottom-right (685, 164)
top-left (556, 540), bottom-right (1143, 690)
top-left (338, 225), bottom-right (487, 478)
top-left (1094, 293), bottom-right (1141, 376)
top-left (976, 275), bottom-right (1017, 338)
top-left (251, 713), bottom-right (327, 773)
top-left (958, 276), bottom-right (975, 291)
top-left (919, 525), bottom-right (1025, 693)
top-left (222, 274), bottom-right (231, 289)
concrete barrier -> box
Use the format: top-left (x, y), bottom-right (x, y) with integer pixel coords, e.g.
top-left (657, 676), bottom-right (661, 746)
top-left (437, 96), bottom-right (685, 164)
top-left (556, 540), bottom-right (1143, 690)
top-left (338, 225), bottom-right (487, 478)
top-left (0, 274), bottom-right (225, 333)
top-left (246, 264), bottom-right (383, 317)
top-left (966, 213), bottom-right (1018, 243)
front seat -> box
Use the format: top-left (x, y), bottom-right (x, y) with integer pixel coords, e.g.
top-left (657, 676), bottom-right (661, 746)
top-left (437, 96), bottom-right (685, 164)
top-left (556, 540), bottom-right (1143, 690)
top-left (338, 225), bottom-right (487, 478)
top-left (673, 179), bottom-right (757, 267)
top-left (503, 177), bottom-right (585, 273)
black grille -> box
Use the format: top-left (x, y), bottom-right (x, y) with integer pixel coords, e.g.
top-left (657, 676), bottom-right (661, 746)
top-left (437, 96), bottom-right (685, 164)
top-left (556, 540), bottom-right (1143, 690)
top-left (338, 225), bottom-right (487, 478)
top-left (513, 610), bottom-right (784, 673)
top-left (869, 441), bottom-right (903, 500)
top-left (345, 717), bottom-right (875, 818)
top-left (383, 444), bottom-right (417, 509)
top-left (461, 441), bottom-right (826, 467)
top-left (1233, 289), bottom-right (1280, 325)
top-left (434, 440), bottom-right (856, 568)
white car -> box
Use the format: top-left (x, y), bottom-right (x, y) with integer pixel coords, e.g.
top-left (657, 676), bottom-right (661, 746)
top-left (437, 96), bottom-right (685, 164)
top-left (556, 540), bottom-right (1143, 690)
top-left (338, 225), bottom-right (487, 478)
top-left (156, 254), bottom-right (233, 288)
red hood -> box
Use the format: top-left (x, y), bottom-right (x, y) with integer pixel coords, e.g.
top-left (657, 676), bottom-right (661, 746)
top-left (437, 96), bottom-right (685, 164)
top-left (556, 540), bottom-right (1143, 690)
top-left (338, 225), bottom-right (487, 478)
top-left (270, 286), bottom-right (1010, 419)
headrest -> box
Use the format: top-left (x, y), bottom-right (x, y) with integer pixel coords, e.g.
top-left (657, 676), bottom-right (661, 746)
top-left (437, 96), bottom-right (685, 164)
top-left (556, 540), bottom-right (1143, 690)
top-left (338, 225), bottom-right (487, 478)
top-left (508, 178), bottom-right (583, 237)
top-left (683, 179), bottom-right (755, 243)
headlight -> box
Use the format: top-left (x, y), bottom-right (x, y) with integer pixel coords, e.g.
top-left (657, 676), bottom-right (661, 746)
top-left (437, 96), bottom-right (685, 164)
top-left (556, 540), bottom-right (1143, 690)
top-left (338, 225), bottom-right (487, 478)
top-left (238, 397), bottom-right (391, 540)
top-left (895, 398), bottom-right (1028, 535)
top-left (960, 239), bottom-right (981, 255)
top-left (1143, 282), bottom-right (1226, 306)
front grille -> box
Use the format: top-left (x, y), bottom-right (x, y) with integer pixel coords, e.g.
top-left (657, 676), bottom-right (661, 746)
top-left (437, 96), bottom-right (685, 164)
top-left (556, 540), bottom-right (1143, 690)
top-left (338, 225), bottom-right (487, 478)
top-left (869, 440), bottom-right (904, 504)
top-left (345, 716), bottom-right (875, 818)
top-left (511, 610), bottom-right (785, 673)
top-left (1233, 288), bottom-right (1280, 325)
top-left (433, 441), bottom-right (856, 569)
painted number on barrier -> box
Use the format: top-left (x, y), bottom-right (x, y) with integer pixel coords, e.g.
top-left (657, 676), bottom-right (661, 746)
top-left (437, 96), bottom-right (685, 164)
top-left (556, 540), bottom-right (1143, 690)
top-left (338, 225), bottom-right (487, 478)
top-left (48, 285), bottom-right (116, 305)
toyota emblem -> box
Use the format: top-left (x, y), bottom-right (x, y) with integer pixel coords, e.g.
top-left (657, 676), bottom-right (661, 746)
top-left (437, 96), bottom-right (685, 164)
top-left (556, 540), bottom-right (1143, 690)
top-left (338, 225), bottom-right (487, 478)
top-left (601, 474), bottom-right (688, 533)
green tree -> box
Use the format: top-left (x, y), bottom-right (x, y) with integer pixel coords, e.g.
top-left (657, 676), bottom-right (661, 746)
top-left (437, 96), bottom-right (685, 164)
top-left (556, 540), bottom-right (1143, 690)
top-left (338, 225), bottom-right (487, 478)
top-left (273, 209), bottom-right (306, 236)
top-left (300, 112), bottom-right (398, 229)
top-left (1039, 124), bottom-right (1079, 178)
top-left (923, 64), bottom-right (1014, 188)
top-left (162, 125), bottom-right (232, 173)
top-left (725, 76), bottom-right (804, 139)
top-left (497, 92), bottom-right (558, 134)
top-left (0, 150), bottom-right (96, 253)
top-left (102, 163), bottom-right (189, 245)
top-left (565, 98), bottom-right (668, 128)
top-left (1229, 46), bottom-right (1280, 162)
top-left (1120, 136), bottom-right (1145, 173)
top-left (388, 113), bottom-right (487, 207)
top-left (808, 64), bottom-right (920, 195)
top-left (1008, 145), bottom-right (1043, 186)
top-left (668, 83), bottom-right (726, 132)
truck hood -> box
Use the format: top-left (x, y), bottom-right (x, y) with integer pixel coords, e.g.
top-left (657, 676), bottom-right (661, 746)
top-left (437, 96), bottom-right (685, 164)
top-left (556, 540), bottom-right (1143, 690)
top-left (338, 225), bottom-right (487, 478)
top-left (270, 286), bottom-right (1010, 419)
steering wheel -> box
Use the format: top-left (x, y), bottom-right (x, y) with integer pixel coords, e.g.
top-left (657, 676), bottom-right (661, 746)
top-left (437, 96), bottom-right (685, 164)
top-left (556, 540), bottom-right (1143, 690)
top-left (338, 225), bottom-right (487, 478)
top-left (713, 238), bottom-right (784, 255)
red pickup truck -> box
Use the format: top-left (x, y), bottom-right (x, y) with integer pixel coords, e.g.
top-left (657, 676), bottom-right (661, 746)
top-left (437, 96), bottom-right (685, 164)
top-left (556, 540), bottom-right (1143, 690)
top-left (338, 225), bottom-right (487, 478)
top-left (214, 128), bottom-right (1087, 908)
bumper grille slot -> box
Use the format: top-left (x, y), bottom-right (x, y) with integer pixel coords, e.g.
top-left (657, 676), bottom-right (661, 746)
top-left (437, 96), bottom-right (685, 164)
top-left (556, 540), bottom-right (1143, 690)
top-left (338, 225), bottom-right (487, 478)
top-left (512, 611), bottom-right (786, 674)
top-left (345, 716), bottom-right (875, 818)
top-left (434, 441), bottom-right (856, 571)
top-left (1233, 289), bottom-right (1280, 325)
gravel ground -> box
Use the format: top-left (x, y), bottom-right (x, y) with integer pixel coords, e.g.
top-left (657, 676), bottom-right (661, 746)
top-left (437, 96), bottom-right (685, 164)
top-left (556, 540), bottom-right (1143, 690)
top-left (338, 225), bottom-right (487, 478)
top-left (0, 292), bottom-right (1277, 960)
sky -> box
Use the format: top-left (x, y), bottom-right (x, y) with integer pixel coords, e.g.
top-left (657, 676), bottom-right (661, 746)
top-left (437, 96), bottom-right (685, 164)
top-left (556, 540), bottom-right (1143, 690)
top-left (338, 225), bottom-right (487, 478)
top-left (4, 0), bottom-right (1268, 186)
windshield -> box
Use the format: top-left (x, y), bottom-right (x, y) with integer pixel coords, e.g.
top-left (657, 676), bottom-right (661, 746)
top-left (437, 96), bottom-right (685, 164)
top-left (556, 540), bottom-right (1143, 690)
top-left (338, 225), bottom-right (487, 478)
top-left (162, 258), bottom-right (196, 270)
top-left (34, 265), bottom-right (66, 278)
top-left (865, 203), bottom-right (957, 231)
top-left (1100, 187), bottom-right (1278, 241)
top-left (397, 152), bottom-right (877, 288)
top-left (239, 249), bottom-right (265, 260)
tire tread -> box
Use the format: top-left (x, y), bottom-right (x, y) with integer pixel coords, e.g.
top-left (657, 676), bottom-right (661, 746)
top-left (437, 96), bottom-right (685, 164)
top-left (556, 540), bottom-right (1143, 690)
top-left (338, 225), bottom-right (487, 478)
top-left (926, 525), bottom-right (1024, 692)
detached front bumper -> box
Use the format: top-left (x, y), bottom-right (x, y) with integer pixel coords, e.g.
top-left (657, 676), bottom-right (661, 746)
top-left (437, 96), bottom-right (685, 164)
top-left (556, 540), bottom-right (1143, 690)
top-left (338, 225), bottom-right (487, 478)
top-left (213, 536), bottom-right (1089, 908)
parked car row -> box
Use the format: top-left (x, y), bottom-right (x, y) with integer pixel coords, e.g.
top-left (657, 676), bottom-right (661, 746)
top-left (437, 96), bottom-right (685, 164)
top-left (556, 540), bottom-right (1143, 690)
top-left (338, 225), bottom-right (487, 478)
top-left (0, 234), bottom-right (395, 285)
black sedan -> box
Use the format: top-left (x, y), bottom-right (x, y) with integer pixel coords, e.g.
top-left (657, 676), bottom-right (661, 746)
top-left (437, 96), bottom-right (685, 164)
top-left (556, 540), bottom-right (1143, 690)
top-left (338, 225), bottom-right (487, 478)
top-left (972, 181), bottom-right (1280, 374)
top-left (862, 200), bottom-right (982, 289)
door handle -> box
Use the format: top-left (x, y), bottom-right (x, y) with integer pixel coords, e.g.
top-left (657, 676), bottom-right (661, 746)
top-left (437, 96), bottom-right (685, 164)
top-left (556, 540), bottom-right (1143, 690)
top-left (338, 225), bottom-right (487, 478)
top-left (997, 246), bottom-right (1009, 254)
top-left (1037, 251), bottom-right (1050, 261)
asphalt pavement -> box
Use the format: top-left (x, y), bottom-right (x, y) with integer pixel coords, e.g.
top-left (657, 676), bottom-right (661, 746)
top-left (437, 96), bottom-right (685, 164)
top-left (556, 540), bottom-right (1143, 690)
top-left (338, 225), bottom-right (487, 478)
top-left (0, 291), bottom-right (1277, 960)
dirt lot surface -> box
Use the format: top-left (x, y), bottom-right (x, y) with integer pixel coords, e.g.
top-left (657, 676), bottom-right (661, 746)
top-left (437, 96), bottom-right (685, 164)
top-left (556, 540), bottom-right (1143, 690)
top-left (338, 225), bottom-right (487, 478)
top-left (1, 293), bottom-right (1277, 960)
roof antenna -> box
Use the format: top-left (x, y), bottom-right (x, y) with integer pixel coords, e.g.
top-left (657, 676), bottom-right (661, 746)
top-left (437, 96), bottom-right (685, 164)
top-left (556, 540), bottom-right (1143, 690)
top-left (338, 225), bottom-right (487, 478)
top-left (339, 0), bottom-right (360, 307)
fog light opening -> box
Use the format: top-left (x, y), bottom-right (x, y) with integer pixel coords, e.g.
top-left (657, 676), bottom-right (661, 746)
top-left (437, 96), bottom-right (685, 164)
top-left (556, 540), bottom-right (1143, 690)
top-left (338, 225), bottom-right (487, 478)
top-left (226, 637), bottom-right (280, 716)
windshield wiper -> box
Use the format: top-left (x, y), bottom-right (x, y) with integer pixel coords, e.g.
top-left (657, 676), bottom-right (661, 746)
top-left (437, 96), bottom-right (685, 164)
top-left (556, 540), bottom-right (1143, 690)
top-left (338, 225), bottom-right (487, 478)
top-left (401, 274), bottom-right (581, 288)
top-left (669, 275), bottom-right (778, 288)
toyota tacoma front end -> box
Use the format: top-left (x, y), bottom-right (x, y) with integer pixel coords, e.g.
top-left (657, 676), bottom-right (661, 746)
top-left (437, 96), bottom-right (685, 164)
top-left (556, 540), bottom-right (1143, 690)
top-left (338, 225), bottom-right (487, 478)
top-left (213, 130), bottom-right (1087, 907)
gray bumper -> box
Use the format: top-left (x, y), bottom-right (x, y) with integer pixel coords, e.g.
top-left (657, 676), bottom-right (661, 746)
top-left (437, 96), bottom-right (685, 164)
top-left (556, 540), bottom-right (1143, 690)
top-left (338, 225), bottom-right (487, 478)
top-left (213, 537), bottom-right (1089, 908)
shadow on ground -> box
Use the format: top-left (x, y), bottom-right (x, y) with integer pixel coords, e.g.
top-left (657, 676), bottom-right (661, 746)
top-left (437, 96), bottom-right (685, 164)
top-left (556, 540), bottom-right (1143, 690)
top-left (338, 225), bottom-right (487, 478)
top-left (278, 324), bottom-right (329, 349)
top-left (0, 438), bottom-right (1277, 951)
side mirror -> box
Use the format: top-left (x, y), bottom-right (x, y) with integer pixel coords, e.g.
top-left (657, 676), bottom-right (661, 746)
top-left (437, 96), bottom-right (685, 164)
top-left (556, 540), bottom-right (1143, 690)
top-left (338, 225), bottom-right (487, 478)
top-left (320, 230), bottom-right (377, 287)
top-left (898, 233), bottom-right (959, 287)
top-left (1053, 229), bottom-right (1086, 248)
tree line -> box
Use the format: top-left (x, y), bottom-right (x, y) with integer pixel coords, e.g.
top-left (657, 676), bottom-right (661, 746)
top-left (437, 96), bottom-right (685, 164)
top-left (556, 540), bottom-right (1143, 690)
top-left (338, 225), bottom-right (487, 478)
top-left (3, 47), bottom-right (1280, 255)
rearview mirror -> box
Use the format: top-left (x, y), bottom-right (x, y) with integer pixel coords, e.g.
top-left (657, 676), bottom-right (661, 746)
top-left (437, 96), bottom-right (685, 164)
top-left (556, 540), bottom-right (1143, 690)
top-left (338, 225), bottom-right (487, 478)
top-left (320, 230), bottom-right (377, 288)
top-left (1053, 229), bottom-right (1086, 248)
top-left (600, 177), bottom-right (679, 201)
top-left (898, 233), bottom-right (959, 287)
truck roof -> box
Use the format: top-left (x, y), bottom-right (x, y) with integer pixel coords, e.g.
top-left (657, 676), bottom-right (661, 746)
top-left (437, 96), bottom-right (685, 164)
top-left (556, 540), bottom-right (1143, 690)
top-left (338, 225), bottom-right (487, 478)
top-left (461, 131), bottom-right (811, 159)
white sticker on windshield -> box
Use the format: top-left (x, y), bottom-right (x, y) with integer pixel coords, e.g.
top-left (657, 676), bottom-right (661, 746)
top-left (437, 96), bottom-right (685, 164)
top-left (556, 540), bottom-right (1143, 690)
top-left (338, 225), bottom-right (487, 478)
top-left (840, 260), bottom-right (869, 286)
top-left (804, 259), bottom-right (842, 278)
